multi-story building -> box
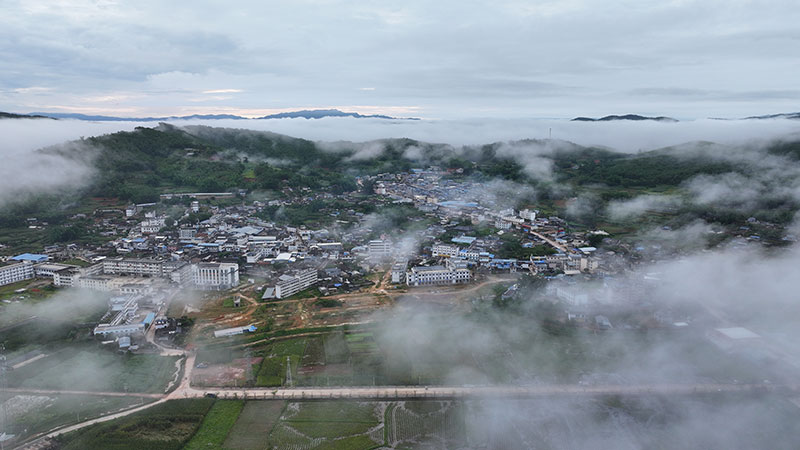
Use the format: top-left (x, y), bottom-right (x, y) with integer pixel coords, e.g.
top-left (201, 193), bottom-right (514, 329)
top-left (192, 262), bottom-right (240, 290)
top-left (78, 275), bottom-right (116, 291)
top-left (368, 240), bottom-right (393, 261)
top-left (275, 268), bottom-right (318, 299)
top-left (431, 244), bottom-right (459, 258)
top-left (53, 267), bottom-right (81, 287)
top-left (141, 218), bottom-right (165, 234)
top-left (405, 265), bottom-right (471, 286)
top-left (33, 263), bottom-right (73, 278)
top-left (0, 261), bottom-right (34, 286)
top-left (391, 260), bottom-right (408, 284)
top-left (103, 257), bottom-right (164, 277)
top-left (179, 227), bottom-right (198, 241)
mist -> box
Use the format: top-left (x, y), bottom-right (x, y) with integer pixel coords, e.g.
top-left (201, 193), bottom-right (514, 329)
top-left (3, 115), bottom-right (800, 154)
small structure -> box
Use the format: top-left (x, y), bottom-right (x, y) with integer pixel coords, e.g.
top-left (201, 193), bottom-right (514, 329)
top-left (213, 324), bottom-right (257, 338)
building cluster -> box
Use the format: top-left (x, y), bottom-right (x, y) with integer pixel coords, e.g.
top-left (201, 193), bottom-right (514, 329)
top-left (370, 169), bottom-right (615, 278)
top-left (2, 168), bottom-right (627, 306)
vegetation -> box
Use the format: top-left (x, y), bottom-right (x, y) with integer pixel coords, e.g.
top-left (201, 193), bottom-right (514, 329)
top-left (1, 394), bottom-right (147, 443)
top-left (57, 398), bottom-right (214, 450)
top-left (183, 400), bottom-right (244, 450)
top-left (6, 347), bottom-right (179, 393)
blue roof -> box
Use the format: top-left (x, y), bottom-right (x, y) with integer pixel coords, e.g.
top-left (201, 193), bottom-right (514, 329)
top-left (142, 312), bottom-right (156, 325)
top-left (11, 253), bottom-right (49, 262)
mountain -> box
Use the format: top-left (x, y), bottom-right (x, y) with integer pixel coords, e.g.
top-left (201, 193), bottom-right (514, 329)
top-left (256, 109), bottom-right (418, 120)
top-left (742, 112), bottom-right (800, 120)
top-left (27, 109), bottom-right (418, 122)
top-left (27, 112), bottom-right (248, 121)
top-left (572, 114), bottom-right (678, 122)
top-left (0, 111), bottom-right (54, 119)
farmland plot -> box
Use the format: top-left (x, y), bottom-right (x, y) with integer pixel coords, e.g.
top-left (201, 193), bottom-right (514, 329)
top-left (266, 401), bottom-right (383, 450)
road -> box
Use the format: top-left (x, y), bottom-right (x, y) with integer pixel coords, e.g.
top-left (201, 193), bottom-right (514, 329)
top-left (168, 382), bottom-right (797, 401)
top-left (529, 230), bottom-right (567, 252)
top-left (19, 352), bottom-right (795, 450)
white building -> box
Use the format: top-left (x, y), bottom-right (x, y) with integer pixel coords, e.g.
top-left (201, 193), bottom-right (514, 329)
top-left (33, 262), bottom-right (73, 278)
top-left (275, 268), bottom-right (318, 299)
top-left (406, 265), bottom-right (471, 286)
top-left (391, 260), bottom-right (408, 284)
top-left (431, 244), bottom-right (459, 258)
top-left (214, 324), bottom-right (257, 338)
top-left (179, 227), bottom-right (197, 241)
top-left (192, 262), bottom-right (240, 290)
top-left (79, 275), bottom-right (116, 291)
top-left (103, 258), bottom-right (164, 277)
top-left (141, 218), bottom-right (166, 234)
top-left (53, 267), bottom-right (81, 287)
top-left (0, 261), bottom-right (34, 286)
top-left (519, 209), bottom-right (537, 221)
top-left (368, 240), bottom-right (393, 261)
top-left (93, 323), bottom-right (145, 337)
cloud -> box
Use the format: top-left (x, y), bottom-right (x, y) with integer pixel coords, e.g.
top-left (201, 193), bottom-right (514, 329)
top-left (202, 89), bottom-right (243, 94)
top-left (607, 195), bottom-right (683, 221)
top-left (2, 1), bottom-right (800, 117)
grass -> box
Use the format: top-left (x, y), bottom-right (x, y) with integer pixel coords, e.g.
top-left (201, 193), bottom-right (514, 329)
top-left (7, 347), bottom-right (179, 393)
top-left (267, 402), bottom-right (382, 450)
top-left (280, 287), bottom-right (322, 301)
top-left (58, 398), bottom-right (214, 450)
top-left (255, 338), bottom-right (308, 386)
top-left (223, 401), bottom-right (285, 450)
top-left (2, 393), bottom-right (149, 443)
top-left (61, 258), bottom-right (92, 267)
top-left (184, 400), bottom-right (244, 450)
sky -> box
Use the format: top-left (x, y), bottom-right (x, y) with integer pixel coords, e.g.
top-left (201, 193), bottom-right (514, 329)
top-left (1, 0), bottom-right (799, 119)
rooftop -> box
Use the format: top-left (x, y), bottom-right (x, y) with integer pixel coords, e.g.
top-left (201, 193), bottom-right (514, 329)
top-left (715, 327), bottom-right (761, 340)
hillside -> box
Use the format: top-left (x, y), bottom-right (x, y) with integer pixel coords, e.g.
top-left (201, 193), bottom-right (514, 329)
top-left (2, 123), bottom-right (799, 237)
top-left (0, 111), bottom-right (53, 120)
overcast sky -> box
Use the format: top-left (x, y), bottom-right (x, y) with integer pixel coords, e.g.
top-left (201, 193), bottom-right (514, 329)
top-left (1, 0), bottom-right (799, 119)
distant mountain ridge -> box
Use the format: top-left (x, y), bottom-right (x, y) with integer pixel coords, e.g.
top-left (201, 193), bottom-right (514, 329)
top-left (0, 111), bottom-right (53, 120)
top-left (742, 112), bottom-right (800, 120)
top-left (572, 114), bottom-right (678, 122)
top-left (24, 109), bottom-right (419, 122)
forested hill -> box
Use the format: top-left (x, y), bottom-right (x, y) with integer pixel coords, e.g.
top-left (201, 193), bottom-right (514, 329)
top-left (0, 123), bottom-right (798, 240)
top-left (35, 123), bottom-right (799, 207)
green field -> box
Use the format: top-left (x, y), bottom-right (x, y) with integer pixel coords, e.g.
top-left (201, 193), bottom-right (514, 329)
top-left (223, 401), bottom-right (285, 450)
top-left (7, 347), bottom-right (180, 393)
top-left (57, 398), bottom-right (215, 450)
top-left (255, 338), bottom-right (308, 387)
top-left (267, 402), bottom-right (382, 450)
top-left (184, 400), bottom-right (244, 450)
top-left (1, 393), bottom-right (149, 443)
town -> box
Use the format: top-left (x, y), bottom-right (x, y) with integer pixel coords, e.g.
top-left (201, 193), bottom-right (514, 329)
top-left (0, 166), bottom-right (631, 350)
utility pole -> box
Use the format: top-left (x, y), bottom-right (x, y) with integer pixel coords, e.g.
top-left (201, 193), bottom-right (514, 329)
top-left (285, 356), bottom-right (293, 387)
top-left (0, 344), bottom-right (6, 450)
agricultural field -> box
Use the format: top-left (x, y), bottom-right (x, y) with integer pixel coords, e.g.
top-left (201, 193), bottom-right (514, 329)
top-left (266, 401), bottom-right (383, 450)
top-left (0, 393), bottom-right (148, 444)
top-left (56, 398), bottom-right (215, 450)
top-left (213, 400), bottom-right (468, 449)
top-left (184, 400), bottom-right (244, 450)
top-left (222, 401), bottom-right (285, 450)
top-left (386, 401), bottom-right (466, 448)
top-left (6, 346), bottom-right (180, 393)
top-left (255, 337), bottom-right (308, 386)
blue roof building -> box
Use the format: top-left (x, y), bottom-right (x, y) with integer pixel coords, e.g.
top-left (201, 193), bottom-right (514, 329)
top-left (11, 253), bottom-right (49, 263)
